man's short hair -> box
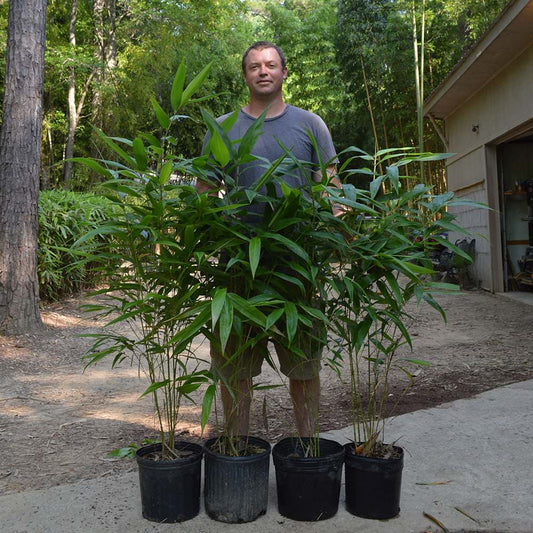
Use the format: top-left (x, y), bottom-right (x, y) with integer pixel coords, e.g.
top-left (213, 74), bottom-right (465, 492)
top-left (241, 41), bottom-right (286, 72)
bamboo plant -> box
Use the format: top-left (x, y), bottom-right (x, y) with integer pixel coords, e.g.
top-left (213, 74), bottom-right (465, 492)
top-left (326, 147), bottom-right (478, 457)
top-left (72, 62), bottom-right (217, 459)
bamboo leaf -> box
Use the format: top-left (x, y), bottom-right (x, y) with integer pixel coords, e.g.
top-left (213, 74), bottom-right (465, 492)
top-left (210, 131), bottom-right (230, 167)
top-left (284, 302), bottom-right (298, 344)
top-left (266, 308), bottom-right (284, 330)
top-left (67, 157), bottom-right (114, 179)
top-left (201, 384), bottom-right (216, 433)
top-left (159, 161), bottom-right (173, 185)
top-left (150, 96), bottom-right (170, 130)
top-left (227, 293), bottom-right (266, 328)
top-left (171, 61), bottom-right (186, 111)
top-left (139, 132), bottom-right (160, 149)
top-left (262, 232), bottom-right (309, 262)
top-left (370, 176), bottom-right (383, 198)
top-left (211, 288), bottom-right (227, 329)
top-left (238, 109), bottom-right (267, 159)
top-left (132, 137), bottom-right (148, 171)
top-left (249, 236), bottom-right (261, 278)
top-left (401, 358), bottom-right (432, 366)
top-left (140, 380), bottom-right (171, 398)
top-left (181, 62), bottom-right (213, 106)
top-left (201, 108), bottom-right (235, 166)
top-left (219, 299), bottom-right (233, 353)
top-left (93, 127), bottom-right (137, 167)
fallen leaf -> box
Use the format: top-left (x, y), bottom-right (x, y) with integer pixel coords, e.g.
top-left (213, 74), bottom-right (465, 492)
top-left (423, 511), bottom-right (449, 532)
top-left (454, 506), bottom-right (481, 524)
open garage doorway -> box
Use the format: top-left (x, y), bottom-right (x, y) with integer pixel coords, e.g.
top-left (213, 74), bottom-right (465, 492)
top-left (498, 132), bottom-right (533, 292)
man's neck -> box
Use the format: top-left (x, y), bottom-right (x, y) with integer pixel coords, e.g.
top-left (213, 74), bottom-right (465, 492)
top-left (243, 96), bottom-right (287, 118)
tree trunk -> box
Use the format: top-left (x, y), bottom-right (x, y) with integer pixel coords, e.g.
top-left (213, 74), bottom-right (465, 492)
top-left (0, 0), bottom-right (47, 335)
top-left (412, 0), bottom-right (426, 180)
top-left (63, 0), bottom-right (77, 187)
top-left (92, 0), bottom-right (116, 132)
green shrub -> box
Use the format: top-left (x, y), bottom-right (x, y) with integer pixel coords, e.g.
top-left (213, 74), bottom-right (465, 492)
top-left (38, 190), bottom-right (117, 301)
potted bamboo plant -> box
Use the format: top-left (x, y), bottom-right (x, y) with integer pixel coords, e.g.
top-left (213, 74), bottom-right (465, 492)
top-left (327, 147), bottom-right (477, 520)
top-left (184, 109), bottom-right (275, 523)
top-left (72, 62), bottom-right (216, 523)
top-left (195, 117), bottom-right (348, 522)
top-left (261, 156), bottom-right (346, 522)
top-left (198, 133), bottom-right (355, 522)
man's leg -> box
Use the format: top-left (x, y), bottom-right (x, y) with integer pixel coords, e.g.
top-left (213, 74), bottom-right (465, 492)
top-left (220, 378), bottom-right (253, 436)
top-left (289, 376), bottom-right (320, 437)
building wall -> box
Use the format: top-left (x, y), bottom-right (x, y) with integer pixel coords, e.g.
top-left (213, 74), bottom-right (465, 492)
top-left (444, 44), bottom-right (533, 291)
top-left (446, 149), bottom-right (492, 289)
top-left (446, 45), bottom-right (533, 159)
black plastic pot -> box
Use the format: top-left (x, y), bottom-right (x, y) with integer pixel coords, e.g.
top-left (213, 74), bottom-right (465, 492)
top-left (273, 437), bottom-right (344, 521)
top-left (344, 443), bottom-right (404, 519)
top-left (135, 441), bottom-right (203, 523)
top-left (204, 435), bottom-right (271, 523)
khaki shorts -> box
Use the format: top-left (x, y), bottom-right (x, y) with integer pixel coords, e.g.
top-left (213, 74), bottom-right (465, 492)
top-left (210, 330), bottom-right (323, 382)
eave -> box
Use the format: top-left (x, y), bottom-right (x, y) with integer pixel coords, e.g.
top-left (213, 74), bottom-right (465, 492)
top-left (424, 0), bottom-right (533, 121)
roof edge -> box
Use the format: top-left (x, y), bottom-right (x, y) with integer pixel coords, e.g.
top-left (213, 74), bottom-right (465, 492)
top-left (424, 0), bottom-right (531, 119)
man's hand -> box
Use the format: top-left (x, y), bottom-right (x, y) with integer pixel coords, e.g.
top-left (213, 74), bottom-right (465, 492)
top-left (315, 165), bottom-right (347, 217)
top-left (195, 178), bottom-right (218, 196)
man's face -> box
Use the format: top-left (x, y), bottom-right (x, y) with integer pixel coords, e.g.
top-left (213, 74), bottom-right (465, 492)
top-left (243, 47), bottom-right (287, 99)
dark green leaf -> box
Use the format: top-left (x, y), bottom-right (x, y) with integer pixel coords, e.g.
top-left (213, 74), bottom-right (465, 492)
top-left (181, 62), bottom-right (213, 106)
top-left (249, 236), bottom-right (261, 278)
top-left (201, 384), bottom-right (216, 433)
top-left (171, 61), bottom-right (186, 111)
top-left (150, 97), bottom-right (170, 130)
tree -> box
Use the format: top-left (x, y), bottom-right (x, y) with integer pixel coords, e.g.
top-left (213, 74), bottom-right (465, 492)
top-left (336, 0), bottom-right (390, 153)
top-left (0, 0), bottom-right (47, 334)
top-left (63, 0), bottom-right (95, 186)
top-left (91, 0), bottom-right (116, 132)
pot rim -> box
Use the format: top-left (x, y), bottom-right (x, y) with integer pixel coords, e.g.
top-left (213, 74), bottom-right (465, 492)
top-left (136, 440), bottom-right (203, 465)
top-left (344, 441), bottom-right (403, 462)
top-left (204, 435), bottom-right (271, 460)
top-left (273, 436), bottom-right (345, 463)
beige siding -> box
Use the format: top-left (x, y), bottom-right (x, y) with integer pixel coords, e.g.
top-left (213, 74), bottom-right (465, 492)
top-left (447, 183), bottom-right (492, 290)
top-left (443, 45), bottom-right (533, 291)
top-left (446, 147), bottom-right (486, 192)
top-left (446, 45), bottom-right (533, 154)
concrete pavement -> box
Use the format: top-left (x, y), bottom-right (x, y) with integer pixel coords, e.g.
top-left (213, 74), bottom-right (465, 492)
top-left (1, 380), bottom-right (532, 532)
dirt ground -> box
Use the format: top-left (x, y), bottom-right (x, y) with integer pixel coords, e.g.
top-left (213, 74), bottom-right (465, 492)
top-left (0, 289), bottom-right (531, 495)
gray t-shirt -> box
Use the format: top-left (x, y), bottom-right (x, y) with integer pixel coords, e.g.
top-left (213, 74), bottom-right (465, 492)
top-left (203, 105), bottom-right (336, 192)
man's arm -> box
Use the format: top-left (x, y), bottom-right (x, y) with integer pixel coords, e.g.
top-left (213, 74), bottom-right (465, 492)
top-left (195, 178), bottom-right (217, 195)
top-left (314, 164), bottom-right (345, 217)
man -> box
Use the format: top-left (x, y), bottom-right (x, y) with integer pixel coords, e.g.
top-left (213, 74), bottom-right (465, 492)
top-left (198, 41), bottom-right (340, 437)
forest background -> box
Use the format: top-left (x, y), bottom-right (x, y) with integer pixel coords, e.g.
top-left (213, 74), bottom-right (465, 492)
top-left (0, 0), bottom-right (509, 192)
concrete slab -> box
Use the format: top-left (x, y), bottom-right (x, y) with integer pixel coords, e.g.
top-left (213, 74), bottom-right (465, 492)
top-left (497, 291), bottom-right (533, 307)
top-left (1, 381), bottom-right (532, 533)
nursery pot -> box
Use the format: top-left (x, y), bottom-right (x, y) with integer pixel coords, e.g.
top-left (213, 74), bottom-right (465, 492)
top-left (273, 437), bottom-right (344, 521)
top-left (135, 440), bottom-right (203, 523)
top-left (204, 435), bottom-right (271, 523)
top-left (344, 442), bottom-right (404, 519)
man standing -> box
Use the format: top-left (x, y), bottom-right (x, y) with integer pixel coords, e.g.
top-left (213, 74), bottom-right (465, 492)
top-left (198, 41), bottom-right (339, 437)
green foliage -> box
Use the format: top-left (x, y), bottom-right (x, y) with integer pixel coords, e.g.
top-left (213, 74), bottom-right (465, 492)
top-left (334, 0), bottom-right (508, 155)
top-left (260, 0), bottom-right (344, 127)
top-left (0, 0), bottom-right (509, 190)
top-left (64, 54), bottom-right (483, 460)
top-left (101, 0), bottom-right (254, 157)
top-left (38, 190), bottom-right (117, 301)
top-left (325, 147), bottom-right (480, 456)
top-left (199, 123), bottom-right (480, 454)
top-left (71, 62), bottom-right (219, 459)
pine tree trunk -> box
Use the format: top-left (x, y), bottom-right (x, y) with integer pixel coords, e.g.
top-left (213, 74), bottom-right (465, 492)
top-left (0, 0), bottom-right (47, 335)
